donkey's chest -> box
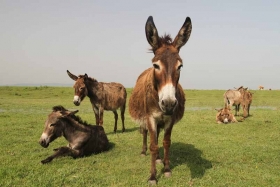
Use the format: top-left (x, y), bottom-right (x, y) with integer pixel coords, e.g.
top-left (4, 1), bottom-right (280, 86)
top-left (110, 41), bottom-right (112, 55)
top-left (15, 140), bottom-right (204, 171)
top-left (144, 111), bottom-right (173, 131)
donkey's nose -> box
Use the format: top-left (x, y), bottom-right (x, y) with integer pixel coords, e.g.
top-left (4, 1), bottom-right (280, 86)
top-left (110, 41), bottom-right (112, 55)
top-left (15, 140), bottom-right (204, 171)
top-left (73, 96), bottom-right (80, 106)
top-left (73, 100), bottom-right (80, 106)
top-left (223, 118), bottom-right (229, 124)
top-left (161, 99), bottom-right (178, 115)
top-left (39, 139), bottom-right (49, 148)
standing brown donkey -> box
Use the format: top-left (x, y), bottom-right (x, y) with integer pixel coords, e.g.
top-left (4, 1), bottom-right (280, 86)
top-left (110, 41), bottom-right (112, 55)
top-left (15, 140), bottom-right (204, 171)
top-left (67, 70), bottom-right (127, 133)
top-left (129, 16), bottom-right (192, 184)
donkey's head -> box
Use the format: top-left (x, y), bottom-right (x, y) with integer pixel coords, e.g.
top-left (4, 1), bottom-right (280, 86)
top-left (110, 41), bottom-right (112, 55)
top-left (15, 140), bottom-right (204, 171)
top-left (216, 107), bottom-right (232, 124)
top-left (67, 70), bottom-right (89, 106)
top-left (39, 106), bottom-right (78, 148)
top-left (145, 16), bottom-right (192, 115)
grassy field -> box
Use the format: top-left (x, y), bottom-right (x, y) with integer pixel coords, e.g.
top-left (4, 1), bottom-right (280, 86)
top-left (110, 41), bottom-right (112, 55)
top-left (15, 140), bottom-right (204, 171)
top-left (0, 86), bottom-right (280, 186)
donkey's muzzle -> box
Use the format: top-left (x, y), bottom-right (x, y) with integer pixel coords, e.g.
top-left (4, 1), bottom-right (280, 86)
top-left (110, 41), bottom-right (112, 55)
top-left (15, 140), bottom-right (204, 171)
top-left (73, 96), bottom-right (81, 106)
top-left (39, 139), bottom-right (49, 148)
top-left (73, 101), bottom-right (80, 106)
top-left (160, 99), bottom-right (178, 115)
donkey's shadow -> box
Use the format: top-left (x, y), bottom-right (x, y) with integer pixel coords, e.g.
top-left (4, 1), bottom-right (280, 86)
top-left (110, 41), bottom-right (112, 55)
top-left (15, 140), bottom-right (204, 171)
top-left (160, 143), bottom-right (212, 179)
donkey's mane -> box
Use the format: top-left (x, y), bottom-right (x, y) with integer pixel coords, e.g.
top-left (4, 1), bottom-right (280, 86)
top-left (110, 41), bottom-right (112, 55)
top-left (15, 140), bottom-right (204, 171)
top-left (159, 34), bottom-right (173, 45)
top-left (69, 114), bottom-right (89, 126)
top-left (149, 34), bottom-right (173, 52)
top-left (52, 105), bottom-right (67, 112)
top-left (52, 105), bottom-right (89, 126)
top-left (78, 75), bottom-right (98, 83)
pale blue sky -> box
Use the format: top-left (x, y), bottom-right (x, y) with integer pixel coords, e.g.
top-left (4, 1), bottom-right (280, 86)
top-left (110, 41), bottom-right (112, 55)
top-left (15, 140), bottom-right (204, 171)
top-left (0, 1), bottom-right (279, 89)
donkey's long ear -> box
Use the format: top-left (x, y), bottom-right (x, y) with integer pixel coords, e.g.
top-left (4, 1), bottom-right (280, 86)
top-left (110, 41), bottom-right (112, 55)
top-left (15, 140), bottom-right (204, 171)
top-left (145, 16), bottom-right (160, 52)
top-left (84, 73), bottom-right (88, 80)
top-left (173, 17), bottom-right (192, 51)
top-left (60, 110), bottom-right (79, 117)
top-left (67, 70), bottom-right (78, 81)
top-left (69, 110), bottom-right (79, 116)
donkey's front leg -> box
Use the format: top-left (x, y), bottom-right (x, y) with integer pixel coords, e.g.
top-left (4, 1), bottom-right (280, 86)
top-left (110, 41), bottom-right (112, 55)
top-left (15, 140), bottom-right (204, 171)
top-left (41, 147), bottom-right (80, 164)
top-left (92, 105), bottom-right (100, 125)
top-left (99, 107), bottom-right (104, 126)
top-left (155, 126), bottom-right (162, 164)
top-left (162, 125), bottom-right (173, 177)
top-left (94, 113), bottom-right (99, 125)
top-left (147, 122), bottom-right (159, 185)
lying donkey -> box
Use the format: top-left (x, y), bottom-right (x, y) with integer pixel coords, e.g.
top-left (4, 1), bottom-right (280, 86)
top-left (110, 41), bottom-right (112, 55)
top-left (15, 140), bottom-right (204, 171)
top-left (215, 107), bottom-right (238, 124)
top-left (39, 105), bottom-right (109, 164)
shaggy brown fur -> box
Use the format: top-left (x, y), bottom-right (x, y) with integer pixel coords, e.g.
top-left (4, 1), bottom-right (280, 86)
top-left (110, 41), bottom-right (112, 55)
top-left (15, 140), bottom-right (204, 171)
top-left (241, 90), bottom-right (253, 117)
top-left (39, 106), bottom-right (109, 164)
top-left (215, 107), bottom-right (238, 124)
top-left (129, 16), bottom-right (192, 184)
top-left (67, 70), bottom-right (127, 133)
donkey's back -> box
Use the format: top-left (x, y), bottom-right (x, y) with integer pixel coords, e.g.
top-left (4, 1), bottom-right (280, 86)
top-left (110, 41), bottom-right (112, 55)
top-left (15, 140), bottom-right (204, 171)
top-left (224, 89), bottom-right (241, 106)
top-left (83, 125), bottom-right (110, 154)
top-left (101, 82), bottom-right (127, 110)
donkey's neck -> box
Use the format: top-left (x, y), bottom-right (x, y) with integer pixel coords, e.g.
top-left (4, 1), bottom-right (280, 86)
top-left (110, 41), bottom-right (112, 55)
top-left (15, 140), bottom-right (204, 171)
top-left (62, 118), bottom-right (89, 142)
top-left (85, 78), bottom-right (101, 97)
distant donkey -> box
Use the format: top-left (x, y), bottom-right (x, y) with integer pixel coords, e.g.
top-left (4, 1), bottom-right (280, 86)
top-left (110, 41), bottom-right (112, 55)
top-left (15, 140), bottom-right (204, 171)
top-left (224, 86), bottom-right (252, 117)
top-left (39, 106), bottom-right (109, 164)
top-left (129, 16), bottom-right (192, 184)
top-left (67, 70), bottom-right (127, 133)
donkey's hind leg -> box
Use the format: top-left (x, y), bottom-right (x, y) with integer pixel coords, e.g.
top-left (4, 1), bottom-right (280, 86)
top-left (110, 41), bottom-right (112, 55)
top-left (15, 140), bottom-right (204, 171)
top-left (120, 104), bottom-right (126, 132)
top-left (41, 147), bottom-right (79, 164)
top-left (112, 110), bottom-right (118, 133)
top-left (141, 127), bottom-right (148, 156)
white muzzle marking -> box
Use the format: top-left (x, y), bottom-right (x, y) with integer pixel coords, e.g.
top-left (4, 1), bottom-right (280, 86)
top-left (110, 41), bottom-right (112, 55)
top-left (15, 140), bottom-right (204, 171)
top-left (158, 83), bottom-right (177, 113)
top-left (73, 95), bottom-right (81, 103)
top-left (158, 83), bottom-right (176, 103)
top-left (223, 118), bottom-right (229, 124)
top-left (40, 132), bottom-right (49, 142)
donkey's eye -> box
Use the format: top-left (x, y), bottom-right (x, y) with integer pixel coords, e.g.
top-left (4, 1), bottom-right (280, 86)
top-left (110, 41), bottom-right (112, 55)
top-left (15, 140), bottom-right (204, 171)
top-left (79, 87), bottom-right (84, 91)
top-left (153, 64), bottom-right (160, 70)
top-left (178, 65), bottom-right (183, 71)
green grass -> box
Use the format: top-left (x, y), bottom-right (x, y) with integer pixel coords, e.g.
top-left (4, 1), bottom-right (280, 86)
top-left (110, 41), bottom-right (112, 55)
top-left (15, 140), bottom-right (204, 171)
top-left (0, 86), bottom-right (280, 186)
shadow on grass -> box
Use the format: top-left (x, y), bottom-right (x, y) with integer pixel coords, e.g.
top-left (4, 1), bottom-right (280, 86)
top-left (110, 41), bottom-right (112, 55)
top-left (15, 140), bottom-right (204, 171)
top-left (161, 143), bottom-right (212, 179)
top-left (108, 142), bottom-right (116, 150)
top-left (105, 126), bottom-right (139, 135)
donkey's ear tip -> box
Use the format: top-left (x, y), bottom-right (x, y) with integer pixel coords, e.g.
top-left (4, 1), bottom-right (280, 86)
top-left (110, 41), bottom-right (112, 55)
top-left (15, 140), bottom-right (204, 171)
top-left (185, 17), bottom-right (191, 22)
top-left (147, 16), bottom-right (153, 21)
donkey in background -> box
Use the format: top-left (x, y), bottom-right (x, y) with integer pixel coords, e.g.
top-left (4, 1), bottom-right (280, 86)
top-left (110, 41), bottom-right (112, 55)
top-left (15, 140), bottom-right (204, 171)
top-left (224, 86), bottom-right (253, 118)
top-left (129, 16), bottom-right (192, 184)
top-left (215, 107), bottom-right (238, 124)
top-left (39, 105), bottom-right (109, 164)
top-left (67, 70), bottom-right (127, 133)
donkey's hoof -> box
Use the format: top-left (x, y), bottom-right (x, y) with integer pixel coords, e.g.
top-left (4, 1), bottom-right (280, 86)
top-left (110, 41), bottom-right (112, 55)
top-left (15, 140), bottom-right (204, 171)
top-left (41, 159), bottom-right (49, 164)
top-left (164, 171), bottom-right (172, 178)
top-left (148, 179), bottom-right (157, 185)
top-left (156, 159), bottom-right (162, 164)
